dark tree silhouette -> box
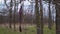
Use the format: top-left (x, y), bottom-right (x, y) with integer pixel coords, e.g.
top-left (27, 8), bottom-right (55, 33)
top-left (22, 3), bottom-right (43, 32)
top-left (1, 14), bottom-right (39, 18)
top-left (35, 0), bottom-right (43, 34)
top-left (48, 0), bottom-right (52, 30)
top-left (55, 0), bottom-right (60, 34)
top-left (19, 4), bottom-right (23, 32)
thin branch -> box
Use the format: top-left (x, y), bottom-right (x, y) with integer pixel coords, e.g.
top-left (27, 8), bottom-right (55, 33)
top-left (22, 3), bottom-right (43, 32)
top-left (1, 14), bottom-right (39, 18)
top-left (4, 0), bottom-right (9, 8)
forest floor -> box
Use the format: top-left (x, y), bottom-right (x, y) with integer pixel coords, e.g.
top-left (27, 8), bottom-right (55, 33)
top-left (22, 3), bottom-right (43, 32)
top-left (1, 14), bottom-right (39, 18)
top-left (0, 23), bottom-right (56, 34)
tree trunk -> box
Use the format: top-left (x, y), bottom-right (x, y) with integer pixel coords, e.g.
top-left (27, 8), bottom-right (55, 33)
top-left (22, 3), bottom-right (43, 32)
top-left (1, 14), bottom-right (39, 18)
top-left (19, 6), bottom-right (23, 32)
top-left (9, 0), bottom-right (13, 29)
top-left (14, 0), bottom-right (16, 31)
top-left (48, 0), bottom-right (52, 30)
top-left (19, 0), bottom-right (23, 32)
top-left (40, 0), bottom-right (43, 34)
top-left (35, 0), bottom-right (43, 34)
top-left (55, 0), bottom-right (60, 34)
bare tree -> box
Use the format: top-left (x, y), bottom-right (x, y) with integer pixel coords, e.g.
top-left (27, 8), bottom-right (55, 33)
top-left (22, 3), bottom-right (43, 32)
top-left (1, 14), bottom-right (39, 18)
top-left (13, 0), bottom-right (16, 31)
top-left (9, 0), bottom-right (13, 29)
top-left (19, 0), bottom-right (23, 32)
top-left (4, 0), bottom-right (13, 29)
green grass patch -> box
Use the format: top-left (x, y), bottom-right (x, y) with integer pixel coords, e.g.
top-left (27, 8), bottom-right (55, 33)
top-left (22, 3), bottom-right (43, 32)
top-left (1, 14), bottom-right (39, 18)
top-left (0, 25), bottom-right (56, 34)
top-left (43, 25), bottom-right (56, 34)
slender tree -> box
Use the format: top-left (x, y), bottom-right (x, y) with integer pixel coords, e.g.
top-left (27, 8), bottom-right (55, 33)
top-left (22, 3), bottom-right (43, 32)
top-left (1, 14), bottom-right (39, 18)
top-left (9, 0), bottom-right (13, 29)
top-left (19, 0), bottom-right (23, 32)
top-left (13, 0), bottom-right (16, 31)
top-left (48, 0), bottom-right (52, 30)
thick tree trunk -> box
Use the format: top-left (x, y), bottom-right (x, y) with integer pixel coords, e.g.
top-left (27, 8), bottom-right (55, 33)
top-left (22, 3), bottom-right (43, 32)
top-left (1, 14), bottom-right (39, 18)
top-left (35, 0), bottom-right (43, 34)
top-left (55, 0), bottom-right (60, 34)
top-left (35, 0), bottom-right (40, 34)
top-left (40, 0), bottom-right (43, 34)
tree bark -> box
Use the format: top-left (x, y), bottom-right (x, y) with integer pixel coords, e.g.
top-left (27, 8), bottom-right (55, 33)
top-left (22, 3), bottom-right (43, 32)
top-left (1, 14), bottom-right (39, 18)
top-left (55, 0), bottom-right (60, 34)
top-left (40, 0), bottom-right (43, 34)
top-left (13, 0), bottom-right (16, 31)
top-left (48, 0), bottom-right (52, 30)
top-left (35, 0), bottom-right (43, 34)
top-left (9, 0), bottom-right (13, 29)
top-left (19, 0), bottom-right (23, 32)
